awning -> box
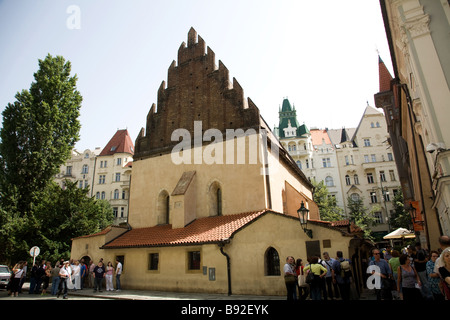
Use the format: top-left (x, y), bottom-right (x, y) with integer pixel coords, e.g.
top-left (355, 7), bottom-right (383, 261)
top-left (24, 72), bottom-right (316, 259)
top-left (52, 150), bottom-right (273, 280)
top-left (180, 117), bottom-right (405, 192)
top-left (383, 227), bottom-right (415, 239)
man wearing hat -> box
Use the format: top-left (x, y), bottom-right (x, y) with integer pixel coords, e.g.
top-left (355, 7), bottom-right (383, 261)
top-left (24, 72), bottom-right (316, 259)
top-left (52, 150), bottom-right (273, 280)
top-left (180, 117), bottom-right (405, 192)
top-left (57, 261), bottom-right (70, 299)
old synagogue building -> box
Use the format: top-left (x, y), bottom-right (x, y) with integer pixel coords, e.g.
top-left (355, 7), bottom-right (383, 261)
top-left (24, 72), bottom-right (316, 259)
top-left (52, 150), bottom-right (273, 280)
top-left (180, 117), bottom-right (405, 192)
top-left (70, 28), bottom-right (369, 296)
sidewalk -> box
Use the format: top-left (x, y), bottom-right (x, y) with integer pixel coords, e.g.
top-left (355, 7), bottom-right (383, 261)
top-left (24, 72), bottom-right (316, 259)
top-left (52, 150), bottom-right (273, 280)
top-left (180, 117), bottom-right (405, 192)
top-left (68, 286), bottom-right (377, 300)
top-left (16, 282), bottom-right (376, 300)
top-left (68, 287), bottom-right (285, 300)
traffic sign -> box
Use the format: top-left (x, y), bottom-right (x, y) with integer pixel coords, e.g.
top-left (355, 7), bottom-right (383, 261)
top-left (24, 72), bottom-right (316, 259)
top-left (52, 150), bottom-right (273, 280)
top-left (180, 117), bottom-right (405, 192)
top-left (29, 246), bottom-right (40, 265)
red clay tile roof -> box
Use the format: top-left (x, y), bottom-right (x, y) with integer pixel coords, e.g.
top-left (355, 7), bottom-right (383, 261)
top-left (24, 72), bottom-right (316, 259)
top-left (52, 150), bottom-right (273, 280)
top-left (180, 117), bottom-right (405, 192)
top-left (101, 210), bottom-right (268, 248)
top-left (310, 129), bottom-right (332, 146)
top-left (378, 56), bottom-right (393, 92)
top-left (99, 129), bottom-right (135, 156)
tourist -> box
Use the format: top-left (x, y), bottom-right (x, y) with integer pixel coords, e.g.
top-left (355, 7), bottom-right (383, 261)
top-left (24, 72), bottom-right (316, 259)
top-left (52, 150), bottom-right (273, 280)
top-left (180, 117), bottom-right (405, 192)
top-left (58, 261), bottom-right (70, 299)
top-left (51, 262), bottom-right (61, 296)
top-left (426, 250), bottom-right (444, 301)
top-left (93, 261), bottom-right (106, 293)
top-left (335, 251), bottom-right (352, 300)
top-left (11, 261), bottom-right (25, 297)
top-left (295, 258), bottom-right (309, 300)
top-left (433, 235), bottom-right (450, 273)
top-left (41, 261), bottom-right (52, 295)
top-left (437, 247), bottom-right (450, 299)
top-left (388, 250), bottom-right (401, 299)
top-left (322, 252), bottom-right (340, 300)
top-left (397, 254), bottom-right (422, 300)
top-left (283, 256), bottom-right (297, 300)
top-left (115, 258), bottom-right (122, 291)
top-left (303, 256), bottom-right (327, 300)
top-left (106, 261), bottom-right (114, 291)
top-left (369, 248), bottom-right (393, 300)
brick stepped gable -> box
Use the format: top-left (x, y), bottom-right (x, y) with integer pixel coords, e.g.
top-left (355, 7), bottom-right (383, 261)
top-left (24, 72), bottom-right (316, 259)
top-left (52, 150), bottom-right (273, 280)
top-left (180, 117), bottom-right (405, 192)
top-left (134, 27), bottom-right (261, 160)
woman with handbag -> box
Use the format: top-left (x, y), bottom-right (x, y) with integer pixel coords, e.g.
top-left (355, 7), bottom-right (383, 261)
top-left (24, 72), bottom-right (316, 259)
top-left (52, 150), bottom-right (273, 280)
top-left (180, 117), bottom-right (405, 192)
top-left (303, 256), bottom-right (327, 300)
top-left (296, 259), bottom-right (309, 300)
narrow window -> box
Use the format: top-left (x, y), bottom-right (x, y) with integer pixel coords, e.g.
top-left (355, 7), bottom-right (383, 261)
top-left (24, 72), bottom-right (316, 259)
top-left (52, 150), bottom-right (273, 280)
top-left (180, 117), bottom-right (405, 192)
top-left (217, 188), bottom-right (222, 216)
top-left (188, 251), bottom-right (201, 270)
top-left (165, 195), bottom-right (170, 224)
top-left (265, 247), bottom-right (281, 276)
top-left (345, 175), bottom-right (351, 185)
top-left (148, 253), bottom-right (159, 271)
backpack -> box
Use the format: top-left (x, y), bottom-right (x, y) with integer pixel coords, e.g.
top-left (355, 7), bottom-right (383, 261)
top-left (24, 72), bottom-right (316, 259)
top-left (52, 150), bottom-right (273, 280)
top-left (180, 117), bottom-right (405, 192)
top-left (340, 259), bottom-right (352, 278)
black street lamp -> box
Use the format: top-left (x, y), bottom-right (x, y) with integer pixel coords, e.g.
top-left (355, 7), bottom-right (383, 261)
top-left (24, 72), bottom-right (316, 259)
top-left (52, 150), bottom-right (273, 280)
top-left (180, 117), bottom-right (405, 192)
top-left (297, 201), bottom-right (313, 239)
top-left (407, 202), bottom-right (423, 225)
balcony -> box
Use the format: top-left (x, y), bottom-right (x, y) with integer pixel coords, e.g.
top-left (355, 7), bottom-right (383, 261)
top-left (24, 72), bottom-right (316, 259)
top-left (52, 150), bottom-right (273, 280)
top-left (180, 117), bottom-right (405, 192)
top-left (288, 149), bottom-right (310, 157)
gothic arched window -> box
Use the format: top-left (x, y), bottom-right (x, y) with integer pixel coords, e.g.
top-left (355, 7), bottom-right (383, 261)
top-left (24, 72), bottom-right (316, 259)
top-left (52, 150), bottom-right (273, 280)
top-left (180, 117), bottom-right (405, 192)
top-left (265, 247), bottom-right (281, 276)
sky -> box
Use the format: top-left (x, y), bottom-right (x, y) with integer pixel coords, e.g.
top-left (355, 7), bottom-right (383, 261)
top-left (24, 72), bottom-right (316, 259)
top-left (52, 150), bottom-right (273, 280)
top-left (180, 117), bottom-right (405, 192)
top-left (0, 0), bottom-right (394, 152)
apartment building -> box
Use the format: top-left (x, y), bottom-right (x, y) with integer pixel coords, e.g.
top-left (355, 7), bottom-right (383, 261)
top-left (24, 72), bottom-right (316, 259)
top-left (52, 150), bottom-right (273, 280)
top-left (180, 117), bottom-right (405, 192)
top-left (276, 99), bottom-right (401, 240)
top-left (328, 106), bottom-right (400, 239)
top-left (56, 129), bottom-right (134, 224)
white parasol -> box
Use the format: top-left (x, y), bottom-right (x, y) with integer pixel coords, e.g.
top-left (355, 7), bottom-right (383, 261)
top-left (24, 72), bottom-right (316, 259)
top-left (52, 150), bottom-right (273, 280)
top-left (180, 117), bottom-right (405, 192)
top-left (383, 227), bottom-right (416, 239)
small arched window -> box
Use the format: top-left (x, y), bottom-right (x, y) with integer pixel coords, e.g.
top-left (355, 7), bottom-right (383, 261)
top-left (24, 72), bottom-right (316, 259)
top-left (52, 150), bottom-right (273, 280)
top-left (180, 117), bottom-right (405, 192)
top-left (345, 175), bottom-right (351, 185)
top-left (165, 195), bottom-right (170, 224)
top-left (157, 190), bottom-right (170, 225)
top-left (209, 181), bottom-right (222, 216)
top-left (217, 188), bottom-right (222, 216)
top-left (265, 247), bottom-right (281, 276)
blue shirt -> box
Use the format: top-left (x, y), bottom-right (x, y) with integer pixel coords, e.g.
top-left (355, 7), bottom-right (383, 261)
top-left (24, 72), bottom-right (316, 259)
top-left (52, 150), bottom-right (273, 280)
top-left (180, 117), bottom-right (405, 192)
top-left (369, 258), bottom-right (391, 276)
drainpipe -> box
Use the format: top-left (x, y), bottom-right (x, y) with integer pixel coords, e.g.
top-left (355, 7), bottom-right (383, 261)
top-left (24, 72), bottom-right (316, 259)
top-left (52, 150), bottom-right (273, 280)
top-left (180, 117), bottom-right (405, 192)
top-left (218, 241), bottom-right (231, 296)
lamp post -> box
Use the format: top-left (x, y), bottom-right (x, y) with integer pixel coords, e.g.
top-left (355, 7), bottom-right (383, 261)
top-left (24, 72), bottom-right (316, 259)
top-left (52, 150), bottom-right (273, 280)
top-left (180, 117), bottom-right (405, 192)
top-left (407, 202), bottom-right (424, 225)
top-left (297, 201), bottom-right (313, 239)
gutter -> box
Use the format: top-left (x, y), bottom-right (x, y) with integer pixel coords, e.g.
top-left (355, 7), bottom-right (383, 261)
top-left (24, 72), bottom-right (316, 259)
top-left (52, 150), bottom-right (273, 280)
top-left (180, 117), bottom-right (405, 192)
top-left (218, 240), bottom-right (231, 296)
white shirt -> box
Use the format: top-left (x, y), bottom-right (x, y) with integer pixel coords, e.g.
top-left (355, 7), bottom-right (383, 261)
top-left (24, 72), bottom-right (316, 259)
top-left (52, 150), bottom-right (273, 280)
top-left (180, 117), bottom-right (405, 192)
top-left (116, 262), bottom-right (122, 275)
top-left (283, 263), bottom-right (294, 275)
top-left (14, 269), bottom-right (24, 278)
top-left (59, 266), bottom-right (70, 278)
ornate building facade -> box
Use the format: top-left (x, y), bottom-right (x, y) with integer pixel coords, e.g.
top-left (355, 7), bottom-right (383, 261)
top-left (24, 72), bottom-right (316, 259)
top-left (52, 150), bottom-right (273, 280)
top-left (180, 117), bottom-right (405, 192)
top-left (375, 0), bottom-right (449, 248)
top-left (276, 99), bottom-right (401, 241)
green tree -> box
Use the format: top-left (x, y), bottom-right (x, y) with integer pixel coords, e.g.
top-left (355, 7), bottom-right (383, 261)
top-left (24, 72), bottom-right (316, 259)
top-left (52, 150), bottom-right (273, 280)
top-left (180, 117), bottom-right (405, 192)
top-left (312, 179), bottom-right (344, 221)
top-left (0, 54), bottom-right (82, 263)
top-left (347, 195), bottom-right (376, 239)
top-left (33, 181), bottom-right (114, 262)
top-left (389, 189), bottom-right (412, 230)
top-left (0, 54), bottom-right (82, 215)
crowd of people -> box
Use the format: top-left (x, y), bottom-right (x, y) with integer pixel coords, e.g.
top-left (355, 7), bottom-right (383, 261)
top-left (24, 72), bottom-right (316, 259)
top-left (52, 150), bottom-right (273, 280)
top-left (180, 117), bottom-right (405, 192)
top-left (283, 250), bottom-right (353, 301)
top-left (283, 235), bottom-right (450, 301)
top-left (7, 257), bottom-right (123, 299)
top-left (369, 235), bottom-right (450, 301)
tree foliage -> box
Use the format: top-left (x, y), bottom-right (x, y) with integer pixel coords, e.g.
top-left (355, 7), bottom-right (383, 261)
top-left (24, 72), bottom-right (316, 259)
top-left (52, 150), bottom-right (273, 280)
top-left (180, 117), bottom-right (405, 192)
top-left (389, 188), bottom-right (412, 230)
top-left (0, 54), bottom-right (82, 215)
top-left (0, 54), bottom-right (113, 264)
top-left (347, 195), bottom-right (376, 239)
top-left (312, 179), bottom-right (344, 221)
top-left (33, 181), bottom-right (114, 262)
